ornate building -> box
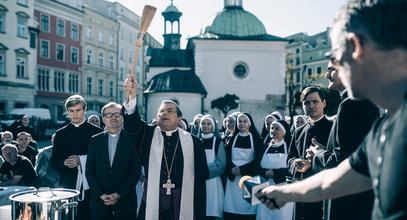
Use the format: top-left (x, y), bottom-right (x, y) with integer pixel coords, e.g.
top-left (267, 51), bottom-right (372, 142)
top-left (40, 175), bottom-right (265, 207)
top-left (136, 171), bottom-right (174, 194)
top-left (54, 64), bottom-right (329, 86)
top-left (0, 0), bottom-right (38, 116)
top-left (145, 0), bottom-right (287, 126)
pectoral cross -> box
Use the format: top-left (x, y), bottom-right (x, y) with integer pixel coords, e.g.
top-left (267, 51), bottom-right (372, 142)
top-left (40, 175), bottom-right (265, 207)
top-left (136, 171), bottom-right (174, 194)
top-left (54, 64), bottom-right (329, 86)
top-left (163, 179), bottom-right (175, 195)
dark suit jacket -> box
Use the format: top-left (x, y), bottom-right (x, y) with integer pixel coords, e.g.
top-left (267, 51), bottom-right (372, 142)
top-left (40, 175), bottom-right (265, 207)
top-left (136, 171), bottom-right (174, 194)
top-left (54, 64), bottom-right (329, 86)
top-left (86, 129), bottom-right (141, 216)
top-left (312, 95), bottom-right (380, 220)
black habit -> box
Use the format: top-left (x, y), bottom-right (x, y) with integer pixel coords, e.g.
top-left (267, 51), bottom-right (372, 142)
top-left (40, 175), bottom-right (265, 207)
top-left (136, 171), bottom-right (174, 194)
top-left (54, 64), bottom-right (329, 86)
top-left (287, 116), bottom-right (333, 220)
top-left (86, 130), bottom-right (141, 220)
top-left (123, 108), bottom-right (209, 220)
top-left (312, 93), bottom-right (380, 220)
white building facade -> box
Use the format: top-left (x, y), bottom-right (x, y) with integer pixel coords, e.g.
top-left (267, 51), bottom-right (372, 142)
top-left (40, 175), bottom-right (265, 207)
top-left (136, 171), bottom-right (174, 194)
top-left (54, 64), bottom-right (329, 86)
top-left (0, 0), bottom-right (38, 116)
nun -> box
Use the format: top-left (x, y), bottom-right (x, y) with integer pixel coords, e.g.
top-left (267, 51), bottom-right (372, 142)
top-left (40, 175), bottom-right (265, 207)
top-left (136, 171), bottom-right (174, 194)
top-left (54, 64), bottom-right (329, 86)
top-left (198, 115), bottom-right (226, 219)
top-left (191, 114), bottom-right (203, 136)
top-left (256, 120), bottom-right (294, 220)
top-left (260, 113), bottom-right (280, 145)
top-left (223, 113), bottom-right (262, 220)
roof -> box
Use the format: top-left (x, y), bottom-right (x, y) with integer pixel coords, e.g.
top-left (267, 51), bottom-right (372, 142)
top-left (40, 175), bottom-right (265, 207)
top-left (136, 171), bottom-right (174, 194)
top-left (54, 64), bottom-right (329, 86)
top-left (162, 4), bottom-right (182, 21)
top-left (189, 33), bottom-right (287, 42)
top-left (200, 6), bottom-right (267, 38)
top-left (147, 48), bottom-right (194, 67)
top-left (144, 69), bottom-right (207, 95)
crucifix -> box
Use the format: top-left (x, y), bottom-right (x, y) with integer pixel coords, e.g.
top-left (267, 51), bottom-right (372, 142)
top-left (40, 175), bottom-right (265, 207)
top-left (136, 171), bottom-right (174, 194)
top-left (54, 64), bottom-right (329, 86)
top-left (163, 178), bottom-right (175, 195)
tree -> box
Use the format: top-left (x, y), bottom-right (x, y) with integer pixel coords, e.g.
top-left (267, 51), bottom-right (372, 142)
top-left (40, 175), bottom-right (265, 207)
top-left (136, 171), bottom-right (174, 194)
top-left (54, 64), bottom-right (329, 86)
top-left (211, 94), bottom-right (240, 118)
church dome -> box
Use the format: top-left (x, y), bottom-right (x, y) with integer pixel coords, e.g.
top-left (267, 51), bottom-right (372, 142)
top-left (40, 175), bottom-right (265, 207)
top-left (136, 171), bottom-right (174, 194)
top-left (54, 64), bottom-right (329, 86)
top-left (200, 0), bottom-right (267, 38)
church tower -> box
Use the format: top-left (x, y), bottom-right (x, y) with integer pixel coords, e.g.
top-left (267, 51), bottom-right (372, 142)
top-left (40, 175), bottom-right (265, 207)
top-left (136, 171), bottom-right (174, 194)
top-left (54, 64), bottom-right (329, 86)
top-left (162, 0), bottom-right (182, 50)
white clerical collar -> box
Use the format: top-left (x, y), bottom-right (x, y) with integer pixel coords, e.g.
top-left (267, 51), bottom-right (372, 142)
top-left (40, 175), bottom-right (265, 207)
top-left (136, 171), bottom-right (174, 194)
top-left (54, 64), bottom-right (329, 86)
top-left (340, 89), bottom-right (348, 97)
top-left (108, 129), bottom-right (121, 137)
top-left (270, 139), bottom-right (284, 147)
top-left (309, 115), bottom-right (325, 125)
top-left (238, 131), bottom-right (250, 137)
top-left (163, 127), bottom-right (178, 136)
top-left (72, 118), bottom-right (86, 127)
top-left (201, 133), bottom-right (214, 139)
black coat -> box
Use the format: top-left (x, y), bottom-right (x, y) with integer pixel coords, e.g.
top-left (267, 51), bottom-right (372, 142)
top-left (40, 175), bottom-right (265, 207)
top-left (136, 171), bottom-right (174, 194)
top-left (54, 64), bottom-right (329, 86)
top-left (86, 130), bottom-right (141, 218)
top-left (313, 95), bottom-right (380, 220)
top-left (50, 121), bottom-right (102, 189)
top-left (123, 108), bottom-right (209, 220)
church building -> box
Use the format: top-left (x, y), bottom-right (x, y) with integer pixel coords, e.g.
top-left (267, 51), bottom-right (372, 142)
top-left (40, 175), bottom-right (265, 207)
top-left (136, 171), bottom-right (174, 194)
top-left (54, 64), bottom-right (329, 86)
top-left (145, 0), bottom-right (287, 126)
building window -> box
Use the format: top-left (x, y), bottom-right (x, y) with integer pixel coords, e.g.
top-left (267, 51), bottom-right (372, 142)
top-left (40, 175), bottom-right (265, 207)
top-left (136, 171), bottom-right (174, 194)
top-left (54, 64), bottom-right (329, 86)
top-left (86, 26), bottom-right (92, 38)
top-left (56, 19), bottom-right (65, 36)
top-left (40, 40), bottom-right (49, 58)
top-left (307, 68), bottom-right (312, 76)
top-left (233, 62), bottom-right (249, 79)
top-left (119, 67), bottom-right (124, 81)
top-left (109, 81), bottom-right (113, 97)
top-left (86, 77), bottom-right (92, 94)
top-left (71, 47), bottom-right (78, 64)
top-left (98, 79), bottom-right (104, 96)
top-left (98, 52), bottom-right (104, 67)
top-left (29, 31), bottom-right (36, 48)
top-left (0, 54), bottom-right (4, 76)
top-left (17, 17), bottom-right (26, 37)
top-left (109, 55), bottom-right (114, 69)
top-left (56, 44), bottom-right (64, 61)
top-left (109, 34), bottom-right (114, 45)
top-left (69, 74), bottom-right (79, 93)
top-left (98, 31), bottom-right (104, 42)
top-left (119, 47), bottom-right (123, 60)
top-left (71, 24), bottom-right (78, 40)
top-left (128, 49), bottom-right (133, 63)
top-left (37, 69), bottom-right (50, 91)
top-left (317, 67), bottom-right (322, 74)
top-left (17, 0), bottom-right (28, 6)
top-left (119, 91), bottom-right (123, 103)
top-left (86, 48), bottom-right (92, 64)
top-left (0, 13), bottom-right (5, 32)
top-left (40, 14), bottom-right (49, 31)
top-left (16, 57), bottom-right (26, 78)
top-left (54, 71), bottom-right (65, 92)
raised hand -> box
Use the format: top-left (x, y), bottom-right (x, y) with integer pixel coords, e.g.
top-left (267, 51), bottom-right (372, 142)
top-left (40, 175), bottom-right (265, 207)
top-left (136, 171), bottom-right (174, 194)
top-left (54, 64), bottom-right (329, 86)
top-left (123, 74), bottom-right (138, 100)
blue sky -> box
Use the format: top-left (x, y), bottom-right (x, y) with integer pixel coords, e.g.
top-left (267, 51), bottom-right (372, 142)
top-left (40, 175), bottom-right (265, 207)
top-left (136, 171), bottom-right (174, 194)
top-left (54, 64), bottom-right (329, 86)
top-left (114, 0), bottom-right (349, 48)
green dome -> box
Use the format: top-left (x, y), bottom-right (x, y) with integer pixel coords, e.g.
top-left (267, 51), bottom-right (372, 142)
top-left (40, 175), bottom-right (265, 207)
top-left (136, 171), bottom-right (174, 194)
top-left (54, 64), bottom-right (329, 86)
top-left (200, 7), bottom-right (267, 37)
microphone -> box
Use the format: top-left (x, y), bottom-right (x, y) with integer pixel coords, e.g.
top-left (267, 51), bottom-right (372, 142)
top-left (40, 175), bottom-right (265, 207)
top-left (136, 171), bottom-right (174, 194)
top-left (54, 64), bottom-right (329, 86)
top-left (239, 175), bottom-right (280, 208)
top-left (239, 175), bottom-right (270, 205)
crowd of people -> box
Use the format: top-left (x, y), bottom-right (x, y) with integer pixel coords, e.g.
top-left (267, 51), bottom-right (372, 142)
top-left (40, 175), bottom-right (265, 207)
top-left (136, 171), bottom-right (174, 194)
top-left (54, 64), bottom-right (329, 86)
top-left (0, 0), bottom-right (406, 220)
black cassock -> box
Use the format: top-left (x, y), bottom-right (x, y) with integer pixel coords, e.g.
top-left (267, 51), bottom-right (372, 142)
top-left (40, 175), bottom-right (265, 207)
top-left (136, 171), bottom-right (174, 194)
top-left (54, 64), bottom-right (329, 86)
top-left (287, 116), bottom-right (333, 220)
top-left (50, 121), bottom-right (102, 189)
top-left (123, 108), bottom-right (209, 220)
top-left (312, 93), bottom-right (380, 220)
top-left (50, 121), bottom-right (102, 220)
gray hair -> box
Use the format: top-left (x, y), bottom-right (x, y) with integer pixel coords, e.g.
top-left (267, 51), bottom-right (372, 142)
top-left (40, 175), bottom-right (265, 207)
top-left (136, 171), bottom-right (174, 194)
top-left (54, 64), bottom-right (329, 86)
top-left (2, 144), bottom-right (18, 152)
top-left (1, 131), bottom-right (13, 139)
top-left (101, 102), bottom-right (123, 116)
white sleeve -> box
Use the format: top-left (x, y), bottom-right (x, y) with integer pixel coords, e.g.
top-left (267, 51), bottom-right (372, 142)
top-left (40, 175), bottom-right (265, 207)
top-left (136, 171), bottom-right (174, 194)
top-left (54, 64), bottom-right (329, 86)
top-left (123, 98), bottom-right (137, 115)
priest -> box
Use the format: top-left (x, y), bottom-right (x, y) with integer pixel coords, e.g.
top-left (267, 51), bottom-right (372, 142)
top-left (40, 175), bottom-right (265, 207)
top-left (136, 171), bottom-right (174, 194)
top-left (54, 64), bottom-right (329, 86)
top-left (287, 86), bottom-right (333, 220)
top-left (123, 74), bottom-right (209, 220)
top-left (50, 95), bottom-right (102, 220)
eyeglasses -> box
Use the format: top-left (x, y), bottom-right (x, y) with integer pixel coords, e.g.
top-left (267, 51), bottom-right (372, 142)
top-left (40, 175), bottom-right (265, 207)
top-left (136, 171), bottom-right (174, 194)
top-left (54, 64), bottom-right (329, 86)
top-left (103, 112), bottom-right (122, 119)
